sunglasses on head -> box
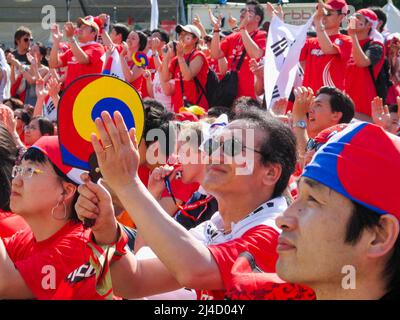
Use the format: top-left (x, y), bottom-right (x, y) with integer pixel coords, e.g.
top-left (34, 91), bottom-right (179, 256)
top-left (306, 138), bottom-right (324, 152)
top-left (203, 137), bottom-right (263, 158)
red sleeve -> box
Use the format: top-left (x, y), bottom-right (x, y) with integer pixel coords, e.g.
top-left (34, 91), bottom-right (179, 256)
top-left (220, 36), bottom-right (231, 58)
top-left (208, 225), bottom-right (279, 289)
top-left (59, 50), bottom-right (72, 67)
top-left (253, 31), bottom-right (267, 54)
top-left (13, 234), bottom-right (88, 299)
top-left (333, 36), bottom-right (353, 61)
top-left (84, 44), bottom-right (105, 65)
top-left (299, 39), bottom-right (310, 62)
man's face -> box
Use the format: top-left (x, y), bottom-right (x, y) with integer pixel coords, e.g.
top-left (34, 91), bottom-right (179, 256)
top-left (308, 93), bottom-right (341, 136)
top-left (275, 177), bottom-right (362, 288)
top-left (351, 14), bottom-right (371, 33)
top-left (110, 29), bottom-right (121, 44)
top-left (202, 120), bottom-right (267, 197)
top-left (240, 5), bottom-right (259, 26)
top-left (76, 23), bottom-right (96, 42)
top-left (322, 9), bottom-right (344, 30)
top-left (16, 34), bottom-right (32, 52)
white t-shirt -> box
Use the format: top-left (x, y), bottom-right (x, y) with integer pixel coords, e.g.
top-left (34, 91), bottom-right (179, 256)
top-left (152, 71), bottom-right (174, 112)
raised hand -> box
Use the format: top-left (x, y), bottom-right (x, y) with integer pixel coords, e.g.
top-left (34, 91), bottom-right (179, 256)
top-left (249, 58), bottom-right (264, 78)
top-left (91, 111), bottom-right (141, 193)
top-left (46, 76), bottom-right (61, 97)
top-left (208, 8), bottom-right (223, 30)
top-left (64, 22), bottom-right (75, 39)
top-left (0, 105), bottom-right (17, 136)
top-left (293, 86), bottom-right (314, 119)
top-left (228, 12), bottom-right (238, 29)
top-left (192, 14), bottom-right (203, 29)
top-left (51, 24), bottom-right (63, 43)
top-left (35, 78), bottom-right (48, 99)
top-left (271, 97), bottom-right (288, 116)
top-left (371, 96), bottom-right (391, 130)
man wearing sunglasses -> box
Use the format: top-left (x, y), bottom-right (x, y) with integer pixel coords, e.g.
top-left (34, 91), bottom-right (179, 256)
top-left (300, 0), bottom-right (352, 93)
top-left (76, 108), bottom-right (298, 300)
top-left (12, 26), bottom-right (33, 65)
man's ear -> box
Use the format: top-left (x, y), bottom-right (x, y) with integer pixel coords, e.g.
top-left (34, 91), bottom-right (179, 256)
top-left (332, 111), bottom-right (343, 123)
top-left (262, 163), bottom-right (282, 188)
top-left (367, 214), bottom-right (400, 258)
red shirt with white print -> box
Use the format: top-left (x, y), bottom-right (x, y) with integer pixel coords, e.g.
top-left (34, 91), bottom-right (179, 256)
top-left (2, 221), bottom-right (107, 299)
top-left (189, 197), bottom-right (287, 300)
top-left (300, 34), bottom-right (352, 92)
top-left (60, 41), bottom-right (105, 87)
top-left (220, 30), bottom-right (267, 99)
top-left (0, 210), bottom-right (29, 239)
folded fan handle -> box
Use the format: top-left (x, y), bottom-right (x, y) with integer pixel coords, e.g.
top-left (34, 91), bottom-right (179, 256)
top-left (84, 153), bottom-right (103, 228)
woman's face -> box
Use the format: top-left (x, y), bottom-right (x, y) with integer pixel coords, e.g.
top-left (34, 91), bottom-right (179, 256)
top-left (179, 31), bottom-right (197, 48)
top-left (10, 159), bottom-right (64, 218)
top-left (24, 119), bottom-right (43, 146)
top-left (127, 31), bottom-right (140, 50)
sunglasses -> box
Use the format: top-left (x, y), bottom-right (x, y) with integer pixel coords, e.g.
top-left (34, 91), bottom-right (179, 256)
top-left (203, 137), bottom-right (263, 158)
top-left (23, 38), bottom-right (33, 43)
top-left (306, 138), bottom-right (324, 152)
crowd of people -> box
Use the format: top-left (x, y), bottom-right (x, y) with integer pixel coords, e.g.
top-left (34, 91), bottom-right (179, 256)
top-left (0, 0), bottom-right (400, 300)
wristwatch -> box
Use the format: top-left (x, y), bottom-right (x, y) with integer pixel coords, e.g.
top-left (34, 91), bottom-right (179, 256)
top-left (293, 120), bottom-right (307, 129)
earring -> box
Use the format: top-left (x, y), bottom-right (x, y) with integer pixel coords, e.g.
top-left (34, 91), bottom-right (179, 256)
top-left (51, 200), bottom-right (68, 220)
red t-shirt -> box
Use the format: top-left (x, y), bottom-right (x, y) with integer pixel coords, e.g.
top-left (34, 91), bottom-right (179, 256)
top-left (127, 60), bottom-right (144, 95)
top-left (224, 252), bottom-right (315, 300)
top-left (2, 221), bottom-right (105, 299)
top-left (345, 39), bottom-right (385, 116)
top-left (169, 50), bottom-right (209, 112)
top-left (60, 42), bottom-right (105, 87)
top-left (197, 225), bottom-right (279, 300)
top-left (140, 55), bottom-right (156, 98)
top-left (386, 83), bottom-right (400, 105)
top-left (300, 34), bottom-right (352, 92)
top-left (0, 210), bottom-right (29, 238)
top-left (220, 30), bottom-right (267, 98)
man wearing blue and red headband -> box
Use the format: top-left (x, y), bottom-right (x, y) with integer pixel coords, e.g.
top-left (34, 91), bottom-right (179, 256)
top-left (276, 122), bottom-right (400, 299)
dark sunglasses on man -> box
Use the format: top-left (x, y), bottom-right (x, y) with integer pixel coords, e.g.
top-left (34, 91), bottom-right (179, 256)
top-left (23, 37), bottom-right (33, 43)
top-left (202, 137), bottom-right (264, 158)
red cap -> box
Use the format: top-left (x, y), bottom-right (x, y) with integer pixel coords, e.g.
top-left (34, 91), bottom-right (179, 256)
top-left (31, 136), bottom-right (86, 185)
top-left (77, 15), bottom-right (102, 33)
top-left (325, 0), bottom-right (349, 14)
top-left (356, 8), bottom-right (378, 23)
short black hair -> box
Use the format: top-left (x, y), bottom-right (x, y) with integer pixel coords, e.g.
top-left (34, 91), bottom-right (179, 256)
top-left (3, 97), bottom-right (24, 111)
top-left (369, 7), bottom-right (387, 33)
top-left (143, 99), bottom-right (175, 157)
top-left (345, 201), bottom-right (400, 298)
top-left (232, 96), bottom-right (264, 116)
top-left (234, 108), bottom-right (297, 198)
top-left (207, 106), bottom-right (234, 121)
top-left (136, 31), bottom-right (148, 51)
top-left (151, 29), bottom-right (170, 44)
top-left (31, 116), bottom-right (55, 136)
top-left (14, 26), bottom-right (32, 47)
top-left (22, 147), bottom-right (80, 222)
top-left (0, 124), bottom-right (17, 211)
top-left (14, 108), bottom-right (31, 126)
top-left (246, 0), bottom-right (264, 27)
top-left (112, 23), bottom-right (130, 42)
top-left (316, 86), bottom-right (355, 123)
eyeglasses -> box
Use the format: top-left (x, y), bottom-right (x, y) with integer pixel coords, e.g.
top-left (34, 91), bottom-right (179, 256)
top-left (202, 137), bottom-right (263, 158)
top-left (23, 38), bottom-right (33, 43)
top-left (24, 125), bottom-right (38, 131)
top-left (306, 138), bottom-right (324, 152)
top-left (12, 165), bottom-right (45, 179)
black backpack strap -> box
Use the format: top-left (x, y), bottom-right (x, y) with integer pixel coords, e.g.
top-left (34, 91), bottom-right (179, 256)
top-left (235, 49), bottom-right (247, 71)
top-left (178, 50), bottom-right (196, 106)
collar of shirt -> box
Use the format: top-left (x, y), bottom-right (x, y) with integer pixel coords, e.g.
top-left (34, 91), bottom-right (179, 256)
top-left (190, 196), bottom-right (287, 245)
